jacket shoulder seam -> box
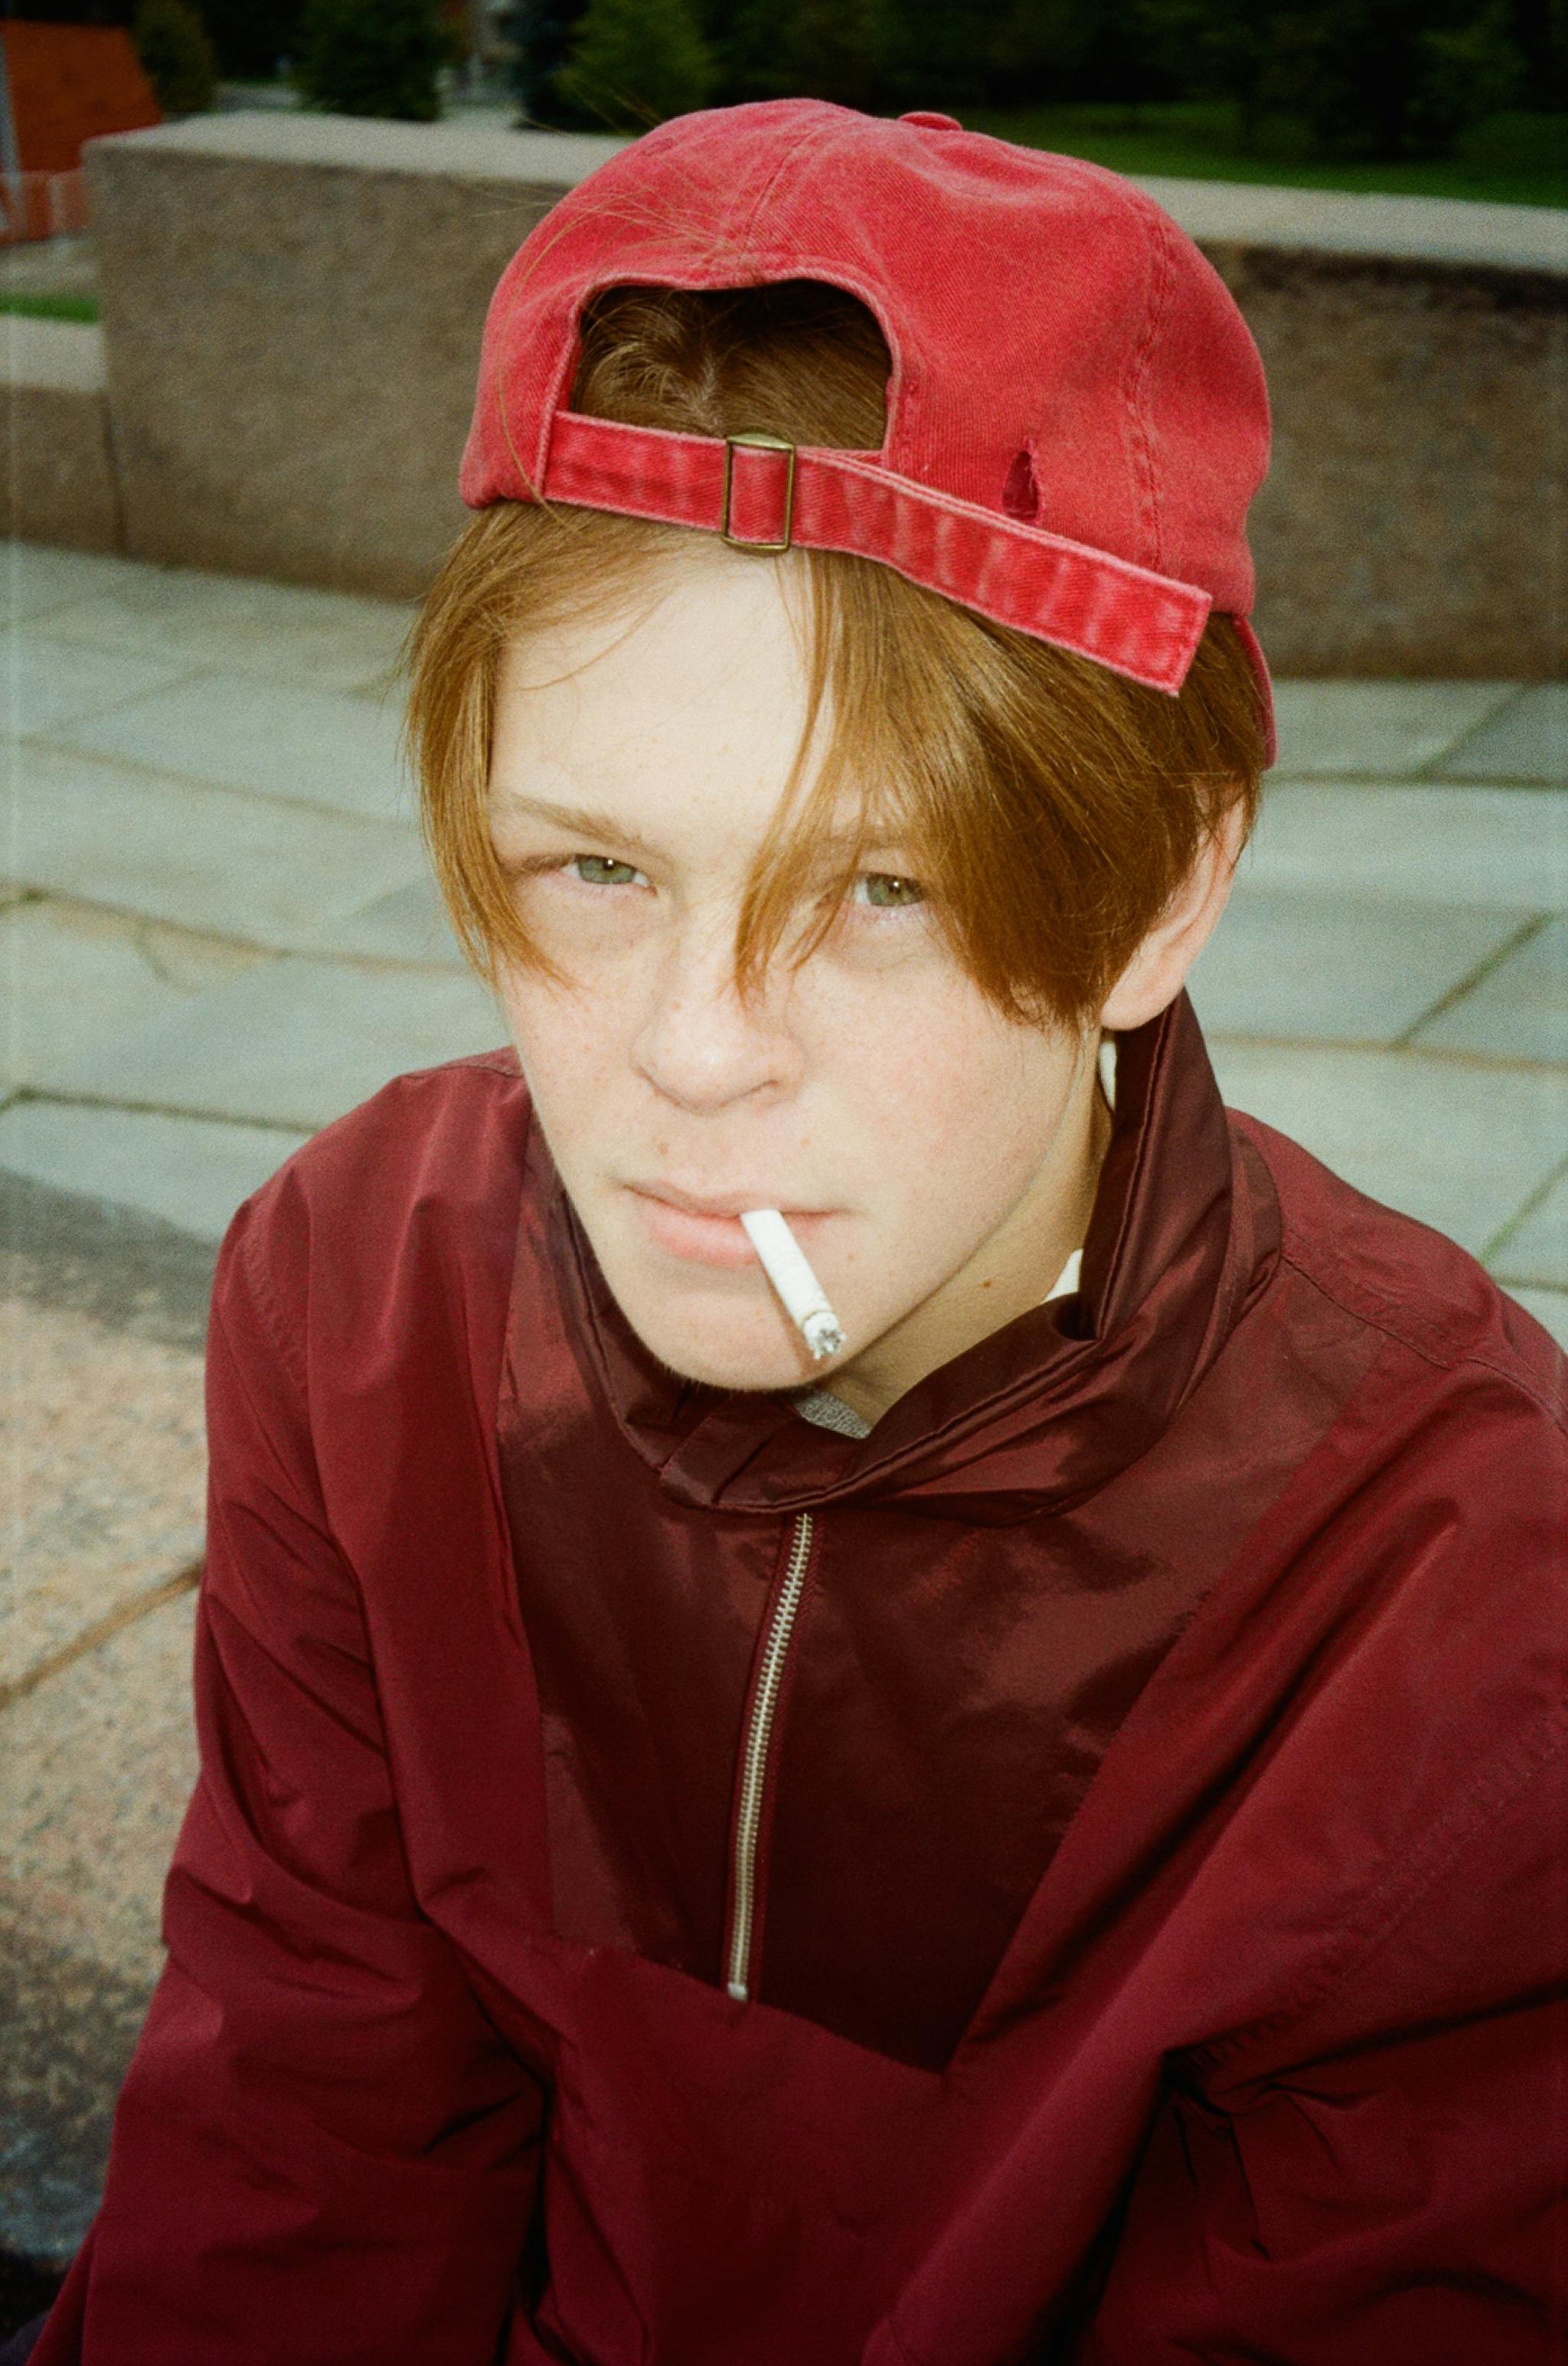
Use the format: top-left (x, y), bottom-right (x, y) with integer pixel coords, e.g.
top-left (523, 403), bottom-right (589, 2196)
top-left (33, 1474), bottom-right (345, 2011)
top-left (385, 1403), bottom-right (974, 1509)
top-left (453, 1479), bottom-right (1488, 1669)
top-left (1273, 1242), bottom-right (1566, 1435)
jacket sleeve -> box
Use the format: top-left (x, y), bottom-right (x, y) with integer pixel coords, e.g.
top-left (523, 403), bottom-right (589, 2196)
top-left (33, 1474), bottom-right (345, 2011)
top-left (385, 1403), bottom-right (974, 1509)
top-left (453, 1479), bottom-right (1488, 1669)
top-left (33, 1191), bottom-right (548, 2366)
top-left (1076, 1704), bottom-right (1568, 2364)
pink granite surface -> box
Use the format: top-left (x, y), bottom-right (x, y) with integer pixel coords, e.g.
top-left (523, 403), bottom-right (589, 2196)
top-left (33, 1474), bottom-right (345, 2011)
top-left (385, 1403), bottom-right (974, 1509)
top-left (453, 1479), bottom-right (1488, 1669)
top-left (2, 1292), bottom-right (205, 1693)
top-left (0, 1587), bottom-right (198, 1982)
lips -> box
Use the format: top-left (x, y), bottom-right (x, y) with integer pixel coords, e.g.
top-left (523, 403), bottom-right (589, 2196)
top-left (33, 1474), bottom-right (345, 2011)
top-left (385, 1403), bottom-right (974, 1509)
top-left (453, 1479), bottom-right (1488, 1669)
top-left (625, 1183), bottom-right (831, 1268)
top-left (630, 1182), bottom-right (816, 1221)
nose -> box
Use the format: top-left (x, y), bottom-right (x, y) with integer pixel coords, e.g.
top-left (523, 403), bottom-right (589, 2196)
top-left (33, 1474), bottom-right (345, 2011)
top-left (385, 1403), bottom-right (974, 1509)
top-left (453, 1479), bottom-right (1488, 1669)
top-left (632, 912), bottom-right (802, 1115)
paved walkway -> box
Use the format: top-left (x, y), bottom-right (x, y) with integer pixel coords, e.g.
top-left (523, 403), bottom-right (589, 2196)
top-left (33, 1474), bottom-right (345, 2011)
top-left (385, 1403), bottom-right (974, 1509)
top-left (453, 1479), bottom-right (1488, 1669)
top-left (2, 537), bottom-right (1565, 2263)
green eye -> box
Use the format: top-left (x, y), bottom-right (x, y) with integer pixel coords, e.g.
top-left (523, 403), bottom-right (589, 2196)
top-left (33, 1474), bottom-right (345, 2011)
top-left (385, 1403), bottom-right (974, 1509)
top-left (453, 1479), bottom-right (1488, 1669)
top-left (570, 855), bottom-right (642, 887)
top-left (858, 872), bottom-right (925, 909)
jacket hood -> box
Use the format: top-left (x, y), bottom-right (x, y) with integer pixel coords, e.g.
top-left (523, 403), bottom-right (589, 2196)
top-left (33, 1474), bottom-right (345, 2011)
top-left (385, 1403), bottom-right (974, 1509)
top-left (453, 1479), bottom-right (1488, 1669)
top-left (531, 992), bottom-right (1281, 1524)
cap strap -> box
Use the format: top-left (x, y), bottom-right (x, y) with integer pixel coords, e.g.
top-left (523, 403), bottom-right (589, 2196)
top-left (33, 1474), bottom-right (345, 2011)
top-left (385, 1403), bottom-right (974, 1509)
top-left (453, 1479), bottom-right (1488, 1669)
top-left (541, 409), bottom-right (1212, 695)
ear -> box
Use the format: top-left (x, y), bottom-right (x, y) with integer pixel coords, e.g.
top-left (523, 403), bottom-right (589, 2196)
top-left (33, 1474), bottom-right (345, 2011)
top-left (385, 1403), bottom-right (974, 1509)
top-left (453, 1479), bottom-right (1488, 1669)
top-left (1099, 798), bottom-right (1247, 1034)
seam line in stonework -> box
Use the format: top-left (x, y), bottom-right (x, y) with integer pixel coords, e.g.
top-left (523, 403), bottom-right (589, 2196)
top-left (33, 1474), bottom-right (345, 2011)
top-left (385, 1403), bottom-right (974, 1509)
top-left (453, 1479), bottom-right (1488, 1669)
top-left (0, 1557), bottom-right (202, 1714)
top-left (11, 1087), bottom-right (316, 1136)
top-left (1204, 1028), bottom-right (1560, 1079)
top-left (1416, 685), bottom-right (1527, 777)
top-left (1481, 1146), bottom-right (1568, 1271)
top-left (1391, 910), bottom-right (1552, 1051)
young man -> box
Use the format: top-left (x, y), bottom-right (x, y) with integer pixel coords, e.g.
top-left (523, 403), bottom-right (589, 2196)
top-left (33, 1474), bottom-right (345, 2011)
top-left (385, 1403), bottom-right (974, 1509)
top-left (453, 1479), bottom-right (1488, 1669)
top-left (26, 100), bottom-right (1566, 2366)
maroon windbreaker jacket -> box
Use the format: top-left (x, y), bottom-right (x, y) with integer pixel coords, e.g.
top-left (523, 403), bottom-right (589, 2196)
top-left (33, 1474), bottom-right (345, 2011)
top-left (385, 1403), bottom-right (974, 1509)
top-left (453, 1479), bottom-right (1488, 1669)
top-left (34, 995), bottom-right (1568, 2365)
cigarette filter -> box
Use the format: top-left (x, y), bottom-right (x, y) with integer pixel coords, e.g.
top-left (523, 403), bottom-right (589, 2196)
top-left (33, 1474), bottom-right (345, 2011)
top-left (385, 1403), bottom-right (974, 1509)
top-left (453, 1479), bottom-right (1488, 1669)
top-left (739, 1208), bottom-right (845, 1361)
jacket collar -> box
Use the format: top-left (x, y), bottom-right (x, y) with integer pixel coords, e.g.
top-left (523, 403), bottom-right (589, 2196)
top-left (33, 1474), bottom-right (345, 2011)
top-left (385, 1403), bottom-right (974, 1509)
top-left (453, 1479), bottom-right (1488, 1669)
top-left (535, 993), bottom-right (1280, 1525)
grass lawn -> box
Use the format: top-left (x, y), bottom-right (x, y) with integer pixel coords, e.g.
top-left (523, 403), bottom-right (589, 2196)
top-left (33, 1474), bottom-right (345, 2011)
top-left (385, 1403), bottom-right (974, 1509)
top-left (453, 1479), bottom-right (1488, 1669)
top-left (0, 291), bottom-right (99, 323)
top-left (962, 102), bottom-right (1568, 208)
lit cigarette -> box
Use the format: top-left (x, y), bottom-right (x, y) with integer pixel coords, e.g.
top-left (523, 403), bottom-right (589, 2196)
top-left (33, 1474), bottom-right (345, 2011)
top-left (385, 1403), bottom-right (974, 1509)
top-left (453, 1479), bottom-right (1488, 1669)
top-left (739, 1208), bottom-right (845, 1361)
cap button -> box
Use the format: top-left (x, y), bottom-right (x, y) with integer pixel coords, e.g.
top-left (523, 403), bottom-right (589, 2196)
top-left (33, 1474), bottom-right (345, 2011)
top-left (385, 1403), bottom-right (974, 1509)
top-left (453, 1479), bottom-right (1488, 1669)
top-left (898, 111), bottom-right (962, 130)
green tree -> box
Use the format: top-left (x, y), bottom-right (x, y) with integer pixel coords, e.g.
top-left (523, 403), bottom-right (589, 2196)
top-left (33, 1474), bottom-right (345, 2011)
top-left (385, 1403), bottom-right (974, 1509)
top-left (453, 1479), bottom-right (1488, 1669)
top-left (554, 0), bottom-right (716, 129)
top-left (198, 0), bottom-right (303, 77)
top-left (497, 0), bottom-right (590, 123)
top-left (1142, 0), bottom-right (1524, 156)
top-left (1141, 0), bottom-right (1279, 140)
top-left (134, 0), bottom-right (218, 110)
top-left (1266, 0), bottom-right (1522, 157)
top-left (881, 0), bottom-right (998, 108)
top-left (293, 0), bottom-right (452, 119)
top-left (1509, 0), bottom-right (1568, 103)
top-left (779, 0), bottom-right (886, 109)
top-left (716, 0), bottom-right (783, 100)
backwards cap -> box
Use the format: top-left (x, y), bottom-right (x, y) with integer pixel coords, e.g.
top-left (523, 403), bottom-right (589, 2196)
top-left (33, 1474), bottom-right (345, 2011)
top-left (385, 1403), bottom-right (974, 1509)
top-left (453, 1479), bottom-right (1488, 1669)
top-left (461, 99), bottom-right (1275, 758)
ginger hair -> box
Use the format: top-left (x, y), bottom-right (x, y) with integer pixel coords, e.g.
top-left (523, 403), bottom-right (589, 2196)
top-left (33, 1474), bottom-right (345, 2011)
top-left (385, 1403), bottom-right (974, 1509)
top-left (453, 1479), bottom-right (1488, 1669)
top-left (405, 279), bottom-right (1266, 1026)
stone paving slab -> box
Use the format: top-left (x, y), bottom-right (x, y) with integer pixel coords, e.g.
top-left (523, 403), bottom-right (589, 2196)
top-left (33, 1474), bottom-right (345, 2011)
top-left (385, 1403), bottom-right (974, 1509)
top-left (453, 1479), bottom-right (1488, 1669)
top-left (0, 1174), bottom-right (224, 2275)
top-left (0, 1904), bottom-right (154, 2263)
top-left (1209, 1038), bottom-right (1567, 1260)
top-left (0, 230), bottom-right (96, 303)
top-left (1431, 685), bottom-right (1568, 784)
top-left (1, 898), bottom-right (269, 1092)
top-left (0, 1587), bottom-right (198, 2260)
top-left (32, 568), bottom-right (418, 698)
top-left (47, 953), bottom-right (505, 1132)
top-left (1, 628), bottom-right (201, 739)
top-left (293, 870), bottom-right (468, 968)
top-left (1269, 680), bottom-right (1518, 779)
top-left (1188, 885), bottom-right (1526, 1046)
top-left (1490, 1166), bottom-right (1568, 1292)
top-left (42, 668), bottom-right (416, 826)
top-left (0, 1584), bottom-right (198, 1973)
top-left (1241, 781), bottom-right (1566, 911)
top-left (0, 1103), bottom-right (307, 1245)
top-left (2, 543), bottom-right (126, 626)
top-left (1510, 1286), bottom-right (1568, 1351)
top-left (2, 1293), bottom-right (204, 1691)
top-left (8, 740), bottom-right (431, 948)
top-left (1409, 914), bottom-right (1567, 1065)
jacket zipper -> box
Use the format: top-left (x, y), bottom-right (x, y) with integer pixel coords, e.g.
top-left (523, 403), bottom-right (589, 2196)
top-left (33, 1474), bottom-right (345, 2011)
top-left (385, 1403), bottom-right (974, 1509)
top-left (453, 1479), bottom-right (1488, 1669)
top-left (725, 1510), bottom-right (814, 2003)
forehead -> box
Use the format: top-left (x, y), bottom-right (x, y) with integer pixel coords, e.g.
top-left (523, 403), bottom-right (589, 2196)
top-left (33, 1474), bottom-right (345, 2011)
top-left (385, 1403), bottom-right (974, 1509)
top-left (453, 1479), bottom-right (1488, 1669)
top-left (490, 551), bottom-right (822, 827)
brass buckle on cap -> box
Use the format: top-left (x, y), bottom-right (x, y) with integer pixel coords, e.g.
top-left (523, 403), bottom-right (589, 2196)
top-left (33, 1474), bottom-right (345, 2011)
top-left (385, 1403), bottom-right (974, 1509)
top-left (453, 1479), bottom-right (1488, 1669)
top-left (721, 431), bottom-right (795, 552)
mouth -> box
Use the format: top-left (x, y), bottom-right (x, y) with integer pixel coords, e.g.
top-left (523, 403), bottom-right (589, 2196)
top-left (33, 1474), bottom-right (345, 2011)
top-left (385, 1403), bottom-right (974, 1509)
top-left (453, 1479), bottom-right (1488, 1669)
top-left (625, 1183), bottom-right (832, 1269)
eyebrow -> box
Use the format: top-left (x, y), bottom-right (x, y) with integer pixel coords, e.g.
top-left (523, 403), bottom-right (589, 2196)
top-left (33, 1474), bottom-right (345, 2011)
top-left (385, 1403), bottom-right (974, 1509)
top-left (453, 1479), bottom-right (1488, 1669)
top-left (488, 791), bottom-right (913, 866)
top-left (488, 792), bottom-right (668, 864)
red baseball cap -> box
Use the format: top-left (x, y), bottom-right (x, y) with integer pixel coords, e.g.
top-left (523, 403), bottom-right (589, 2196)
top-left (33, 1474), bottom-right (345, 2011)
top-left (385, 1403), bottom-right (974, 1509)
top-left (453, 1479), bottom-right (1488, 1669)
top-left (461, 100), bottom-right (1276, 760)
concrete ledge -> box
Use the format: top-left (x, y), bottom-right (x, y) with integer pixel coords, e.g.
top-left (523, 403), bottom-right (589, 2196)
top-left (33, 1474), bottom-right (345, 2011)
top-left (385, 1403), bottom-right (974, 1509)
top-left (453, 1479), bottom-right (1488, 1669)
top-left (92, 106), bottom-right (628, 184)
top-left (60, 115), bottom-right (1568, 671)
top-left (1144, 175), bottom-right (1568, 274)
top-left (2, 317), bottom-right (120, 553)
top-left (83, 116), bottom-right (623, 598)
top-left (1202, 242), bottom-right (1566, 676)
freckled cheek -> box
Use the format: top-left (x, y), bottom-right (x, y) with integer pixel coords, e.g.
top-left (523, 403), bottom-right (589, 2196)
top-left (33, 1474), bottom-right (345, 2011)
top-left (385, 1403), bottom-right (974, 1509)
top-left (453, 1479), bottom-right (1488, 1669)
top-left (496, 979), bottom-right (631, 1146)
top-left (829, 1019), bottom-right (1004, 1197)
top-left (837, 1019), bottom-right (1062, 1234)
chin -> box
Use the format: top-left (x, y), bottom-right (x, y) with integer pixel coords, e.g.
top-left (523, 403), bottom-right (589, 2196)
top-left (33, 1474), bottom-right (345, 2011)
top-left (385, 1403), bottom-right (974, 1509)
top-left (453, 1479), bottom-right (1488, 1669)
top-left (617, 1295), bottom-right (825, 1397)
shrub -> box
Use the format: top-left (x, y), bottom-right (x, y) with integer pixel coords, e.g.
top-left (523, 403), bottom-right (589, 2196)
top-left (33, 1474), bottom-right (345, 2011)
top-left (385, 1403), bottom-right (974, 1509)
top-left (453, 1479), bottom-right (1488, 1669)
top-left (294, 0), bottom-right (452, 119)
top-left (134, 0), bottom-right (218, 113)
top-left (1267, 0), bottom-right (1523, 157)
top-left (1508, 0), bottom-right (1568, 105)
top-left (724, 0), bottom-right (885, 107)
top-left (1145, 0), bottom-right (1524, 157)
top-left (198, 0), bottom-right (303, 78)
top-left (553, 0), bottom-right (716, 129)
top-left (497, 0), bottom-right (590, 123)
